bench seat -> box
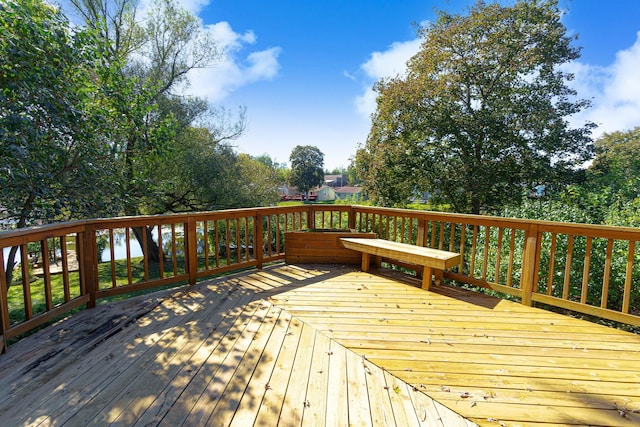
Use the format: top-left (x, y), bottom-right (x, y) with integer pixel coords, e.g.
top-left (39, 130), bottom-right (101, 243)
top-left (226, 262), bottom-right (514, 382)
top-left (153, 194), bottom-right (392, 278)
top-left (339, 238), bottom-right (461, 290)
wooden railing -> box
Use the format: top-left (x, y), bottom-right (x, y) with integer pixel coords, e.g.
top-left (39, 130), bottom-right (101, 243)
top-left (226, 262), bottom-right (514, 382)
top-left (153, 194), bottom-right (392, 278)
top-left (1, 205), bottom-right (639, 352)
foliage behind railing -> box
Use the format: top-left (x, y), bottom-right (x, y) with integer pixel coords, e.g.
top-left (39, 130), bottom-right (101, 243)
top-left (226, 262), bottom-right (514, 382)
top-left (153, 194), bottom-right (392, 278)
top-left (1, 204), bottom-right (639, 352)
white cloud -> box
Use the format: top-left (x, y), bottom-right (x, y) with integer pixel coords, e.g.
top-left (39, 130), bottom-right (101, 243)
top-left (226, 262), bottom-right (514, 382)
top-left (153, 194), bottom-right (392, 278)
top-left (186, 22), bottom-right (281, 102)
top-left (208, 21), bottom-right (256, 51)
top-left (542, 33), bottom-right (640, 139)
top-left (355, 38), bottom-right (422, 118)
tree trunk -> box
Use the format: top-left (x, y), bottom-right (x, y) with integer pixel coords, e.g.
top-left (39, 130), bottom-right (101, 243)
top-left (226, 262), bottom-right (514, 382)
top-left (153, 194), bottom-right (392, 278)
top-left (471, 196), bottom-right (481, 215)
top-left (4, 195), bottom-right (35, 288)
top-left (4, 246), bottom-right (19, 289)
top-left (132, 225), bottom-right (162, 263)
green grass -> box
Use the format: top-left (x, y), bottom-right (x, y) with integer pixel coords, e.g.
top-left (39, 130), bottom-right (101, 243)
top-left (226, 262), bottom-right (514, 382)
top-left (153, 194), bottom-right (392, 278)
top-left (8, 256), bottom-right (185, 326)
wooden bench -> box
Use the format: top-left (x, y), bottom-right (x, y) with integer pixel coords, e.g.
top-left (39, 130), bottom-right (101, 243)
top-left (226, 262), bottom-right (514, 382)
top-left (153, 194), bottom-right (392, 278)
top-left (339, 238), bottom-right (461, 290)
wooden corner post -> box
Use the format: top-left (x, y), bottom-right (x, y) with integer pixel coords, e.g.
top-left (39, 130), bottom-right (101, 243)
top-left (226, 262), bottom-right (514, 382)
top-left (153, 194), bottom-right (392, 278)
top-left (186, 218), bottom-right (198, 285)
top-left (0, 250), bottom-right (9, 354)
top-left (417, 219), bottom-right (427, 247)
top-left (81, 224), bottom-right (98, 309)
top-left (348, 206), bottom-right (356, 230)
top-left (520, 225), bottom-right (540, 307)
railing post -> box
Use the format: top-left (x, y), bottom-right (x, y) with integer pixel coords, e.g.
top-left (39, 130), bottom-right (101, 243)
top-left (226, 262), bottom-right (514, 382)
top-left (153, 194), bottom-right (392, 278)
top-left (348, 206), bottom-right (356, 230)
top-left (307, 205), bottom-right (315, 229)
top-left (81, 223), bottom-right (98, 308)
top-left (186, 217), bottom-right (198, 285)
top-left (520, 224), bottom-right (540, 307)
top-left (255, 212), bottom-right (264, 269)
top-left (417, 218), bottom-right (427, 247)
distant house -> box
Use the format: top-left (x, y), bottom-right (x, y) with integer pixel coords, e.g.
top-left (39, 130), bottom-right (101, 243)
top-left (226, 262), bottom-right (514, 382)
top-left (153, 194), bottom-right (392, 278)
top-left (324, 174), bottom-right (347, 188)
top-left (335, 186), bottom-right (364, 201)
top-left (312, 185), bottom-right (336, 202)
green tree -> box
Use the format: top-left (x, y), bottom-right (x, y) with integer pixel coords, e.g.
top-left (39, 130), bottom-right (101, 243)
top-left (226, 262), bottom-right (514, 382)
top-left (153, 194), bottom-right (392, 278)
top-left (357, 0), bottom-right (594, 213)
top-left (235, 154), bottom-right (280, 207)
top-left (587, 127), bottom-right (640, 203)
top-left (289, 145), bottom-right (325, 200)
top-left (70, 0), bottom-right (234, 260)
top-left (149, 128), bottom-right (278, 212)
top-left (0, 0), bottom-right (115, 285)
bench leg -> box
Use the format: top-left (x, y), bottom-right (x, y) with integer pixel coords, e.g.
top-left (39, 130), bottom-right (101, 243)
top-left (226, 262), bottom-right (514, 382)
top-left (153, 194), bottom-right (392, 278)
top-left (361, 253), bottom-right (371, 272)
top-left (422, 266), bottom-right (433, 291)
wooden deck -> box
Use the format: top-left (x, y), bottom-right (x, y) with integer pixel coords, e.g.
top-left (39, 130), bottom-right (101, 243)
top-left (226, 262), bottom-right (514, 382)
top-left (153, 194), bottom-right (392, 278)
top-left (0, 264), bottom-right (639, 426)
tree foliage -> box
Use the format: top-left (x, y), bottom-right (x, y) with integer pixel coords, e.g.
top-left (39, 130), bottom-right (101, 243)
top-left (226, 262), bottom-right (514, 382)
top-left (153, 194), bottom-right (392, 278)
top-left (148, 127), bottom-right (279, 212)
top-left (587, 127), bottom-right (640, 203)
top-left (289, 145), bottom-right (325, 198)
top-left (0, 0), bottom-right (116, 226)
top-left (356, 0), bottom-right (595, 213)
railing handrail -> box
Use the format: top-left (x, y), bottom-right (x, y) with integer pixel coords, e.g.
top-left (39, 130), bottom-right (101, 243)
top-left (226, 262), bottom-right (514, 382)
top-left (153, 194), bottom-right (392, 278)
top-left (1, 204), bottom-right (639, 353)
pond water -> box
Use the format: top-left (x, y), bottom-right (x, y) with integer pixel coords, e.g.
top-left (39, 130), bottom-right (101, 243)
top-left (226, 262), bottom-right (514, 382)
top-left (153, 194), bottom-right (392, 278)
top-left (100, 233), bottom-right (144, 262)
top-left (2, 233), bottom-right (144, 269)
top-left (3, 227), bottom-right (206, 269)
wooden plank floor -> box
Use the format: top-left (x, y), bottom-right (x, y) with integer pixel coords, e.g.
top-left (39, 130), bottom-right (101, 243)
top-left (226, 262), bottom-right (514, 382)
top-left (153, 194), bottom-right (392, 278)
top-left (0, 264), bottom-right (471, 427)
top-left (0, 263), bottom-right (639, 426)
top-left (266, 267), bottom-right (640, 427)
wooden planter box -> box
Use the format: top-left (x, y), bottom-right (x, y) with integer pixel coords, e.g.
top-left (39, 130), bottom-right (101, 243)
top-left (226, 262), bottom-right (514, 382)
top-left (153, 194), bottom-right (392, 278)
top-left (284, 229), bottom-right (376, 264)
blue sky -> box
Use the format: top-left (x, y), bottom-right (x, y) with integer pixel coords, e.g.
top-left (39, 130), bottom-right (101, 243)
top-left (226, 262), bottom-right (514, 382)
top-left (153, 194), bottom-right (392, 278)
top-left (177, 0), bottom-right (640, 170)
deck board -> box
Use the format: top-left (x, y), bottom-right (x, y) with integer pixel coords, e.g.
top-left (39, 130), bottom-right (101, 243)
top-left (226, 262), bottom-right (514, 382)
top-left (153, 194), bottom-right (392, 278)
top-left (1, 263), bottom-right (639, 426)
top-left (267, 267), bottom-right (640, 427)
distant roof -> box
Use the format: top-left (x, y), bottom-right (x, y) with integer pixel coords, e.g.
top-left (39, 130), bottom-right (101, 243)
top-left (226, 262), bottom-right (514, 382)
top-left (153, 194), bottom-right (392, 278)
top-left (335, 186), bottom-right (362, 194)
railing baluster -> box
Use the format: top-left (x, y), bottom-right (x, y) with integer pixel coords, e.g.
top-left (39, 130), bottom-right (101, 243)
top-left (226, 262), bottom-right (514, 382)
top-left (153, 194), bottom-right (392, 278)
top-left (171, 223), bottom-right (178, 276)
top-left (186, 219), bottom-right (197, 285)
top-left (622, 240), bottom-right (635, 313)
top-left (563, 235), bottom-right (574, 300)
top-left (601, 239), bottom-right (613, 309)
top-left (546, 233), bottom-right (557, 296)
top-left (228, 217), bottom-right (234, 262)
top-left (244, 217), bottom-right (250, 262)
top-left (60, 236), bottom-right (71, 302)
top-left (482, 227), bottom-right (490, 281)
top-left (470, 225), bottom-right (478, 276)
top-left (449, 223), bottom-right (456, 253)
top-left (40, 239), bottom-right (53, 312)
top-left (215, 220), bottom-right (221, 267)
top-left (265, 215), bottom-right (272, 257)
top-left (581, 237), bottom-right (592, 304)
top-left (21, 243), bottom-right (32, 320)
top-left (126, 227), bottom-right (133, 286)
top-left (506, 229), bottom-right (515, 287)
top-left (109, 229), bottom-right (117, 288)
top-left (276, 215), bottom-right (281, 254)
top-left (429, 221), bottom-right (436, 248)
top-left (158, 225), bottom-right (164, 279)
top-left (459, 225), bottom-right (466, 274)
top-left (495, 228), bottom-right (503, 284)
top-left (142, 227), bottom-right (149, 281)
top-left (203, 221), bottom-right (210, 270)
top-left (0, 249), bottom-right (8, 352)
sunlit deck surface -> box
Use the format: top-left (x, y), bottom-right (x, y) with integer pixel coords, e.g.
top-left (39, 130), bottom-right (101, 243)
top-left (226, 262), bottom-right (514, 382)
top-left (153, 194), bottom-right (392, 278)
top-left (1, 264), bottom-right (639, 427)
